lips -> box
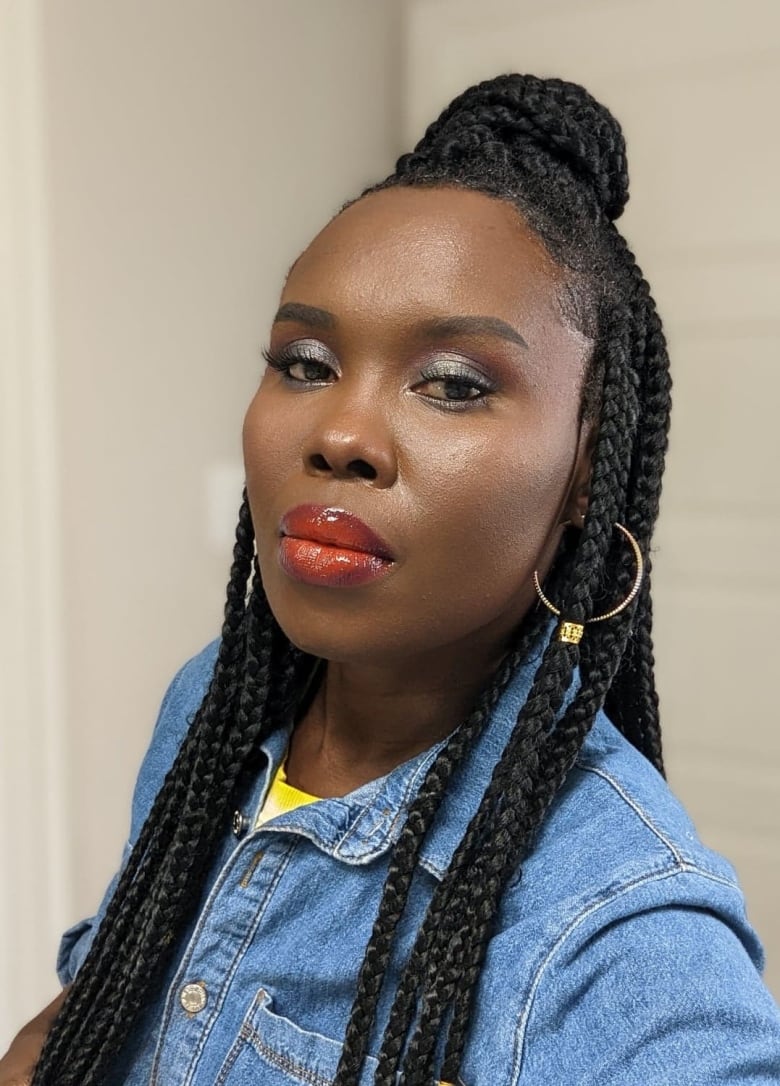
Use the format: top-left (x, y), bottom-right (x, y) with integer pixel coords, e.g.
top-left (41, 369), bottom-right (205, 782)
top-left (278, 505), bottom-right (395, 587)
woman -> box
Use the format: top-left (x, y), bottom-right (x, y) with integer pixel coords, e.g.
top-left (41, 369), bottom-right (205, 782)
top-left (5, 73), bottom-right (780, 1085)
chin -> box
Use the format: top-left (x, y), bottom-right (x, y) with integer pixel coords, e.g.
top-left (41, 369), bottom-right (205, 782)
top-left (258, 550), bottom-right (397, 659)
top-left (262, 587), bottom-right (429, 669)
top-left (270, 604), bottom-right (401, 665)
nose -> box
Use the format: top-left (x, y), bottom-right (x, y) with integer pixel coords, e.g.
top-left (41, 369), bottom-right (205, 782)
top-left (301, 390), bottom-right (398, 488)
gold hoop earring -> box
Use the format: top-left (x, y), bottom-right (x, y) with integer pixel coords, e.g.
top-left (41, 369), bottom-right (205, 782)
top-left (533, 522), bottom-right (644, 645)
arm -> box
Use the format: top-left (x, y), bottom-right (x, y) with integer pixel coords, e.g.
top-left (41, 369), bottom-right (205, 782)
top-left (57, 640), bottom-right (220, 984)
top-left (0, 643), bottom-right (219, 1084)
top-left (8, 641), bottom-right (219, 1083)
top-left (0, 988), bottom-right (69, 1085)
top-left (517, 896), bottom-right (780, 1084)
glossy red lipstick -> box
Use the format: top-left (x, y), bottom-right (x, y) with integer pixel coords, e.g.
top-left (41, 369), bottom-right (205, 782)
top-left (278, 505), bottom-right (394, 587)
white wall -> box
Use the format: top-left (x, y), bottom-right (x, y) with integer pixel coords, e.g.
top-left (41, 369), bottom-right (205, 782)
top-left (404, 0), bottom-right (780, 997)
top-left (0, 0), bottom-right (400, 1045)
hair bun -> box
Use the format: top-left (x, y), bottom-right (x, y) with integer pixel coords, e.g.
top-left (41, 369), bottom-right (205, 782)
top-left (408, 74), bottom-right (629, 222)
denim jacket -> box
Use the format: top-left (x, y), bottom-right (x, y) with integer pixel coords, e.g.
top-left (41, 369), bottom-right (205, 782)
top-left (57, 639), bottom-right (780, 1084)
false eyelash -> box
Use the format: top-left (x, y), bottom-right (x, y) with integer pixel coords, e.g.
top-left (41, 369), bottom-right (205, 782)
top-left (261, 343), bottom-right (330, 372)
top-left (262, 346), bottom-right (285, 372)
top-left (418, 371), bottom-right (496, 397)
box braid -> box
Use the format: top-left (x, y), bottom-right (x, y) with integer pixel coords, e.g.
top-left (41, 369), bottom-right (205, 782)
top-left (332, 74), bottom-right (671, 1085)
top-left (32, 494), bottom-right (309, 1085)
top-left (33, 74), bottom-right (671, 1086)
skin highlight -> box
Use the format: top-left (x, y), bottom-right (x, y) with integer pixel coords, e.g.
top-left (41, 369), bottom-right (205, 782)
top-left (242, 186), bottom-right (594, 798)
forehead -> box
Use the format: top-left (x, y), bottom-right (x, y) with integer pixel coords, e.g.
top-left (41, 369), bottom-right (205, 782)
top-left (282, 187), bottom-right (565, 342)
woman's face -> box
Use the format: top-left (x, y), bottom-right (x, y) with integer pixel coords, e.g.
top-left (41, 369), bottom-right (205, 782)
top-left (243, 186), bottom-right (593, 667)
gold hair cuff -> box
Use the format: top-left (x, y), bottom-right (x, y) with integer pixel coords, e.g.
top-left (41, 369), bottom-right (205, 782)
top-left (557, 621), bottom-right (585, 644)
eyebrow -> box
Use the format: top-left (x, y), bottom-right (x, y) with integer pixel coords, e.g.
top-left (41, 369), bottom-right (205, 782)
top-left (273, 302), bottom-right (336, 329)
top-left (272, 303), bottom-right (528, 349)
top-left (418, 314), bottom-right (528, 349)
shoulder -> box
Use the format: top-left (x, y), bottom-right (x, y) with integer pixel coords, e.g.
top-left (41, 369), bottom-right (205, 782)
top-left (125, 638), bottom-right (220, 839)
top-left (566, 709), bottom-right (742, 884)
top-left (57, 638), bottom-right (222, 985)
top-left (147, 638), bottom-right (220, 749)
top-left (515, 710), bottom-right (751, 923)
top-left (464, 712), bottom-right (780, 1084)
top-left (158, 638), bottom-right (221, 727)
top-left (503, 710), bottom-right (763, 964)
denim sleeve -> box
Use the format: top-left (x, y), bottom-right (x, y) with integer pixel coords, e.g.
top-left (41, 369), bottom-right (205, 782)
top-left (516, 874), bottom-right (780, 1084)
top-left (56, 641), bottom-right (219, 986)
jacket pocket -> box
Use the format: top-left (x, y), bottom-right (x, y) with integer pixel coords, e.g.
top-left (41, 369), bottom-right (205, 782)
top-left (215, 988), bottom-right (379, 1086)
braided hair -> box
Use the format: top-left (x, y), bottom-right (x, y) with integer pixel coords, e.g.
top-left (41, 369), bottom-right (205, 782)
top-left (33, 74), bottom-right (671, 1086)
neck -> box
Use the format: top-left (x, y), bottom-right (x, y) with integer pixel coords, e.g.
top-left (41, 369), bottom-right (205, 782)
top-left (285, 638), bottom-right (512, 798)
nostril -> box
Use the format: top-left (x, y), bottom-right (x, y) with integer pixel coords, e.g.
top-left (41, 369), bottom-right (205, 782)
top-left (349, 459), bottom-right (377, 481)
top-left (306, 452), bottom-right (378, 480)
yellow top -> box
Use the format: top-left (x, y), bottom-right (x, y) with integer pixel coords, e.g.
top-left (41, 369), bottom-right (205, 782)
top-left (254, 756), bottom-right (321, 829)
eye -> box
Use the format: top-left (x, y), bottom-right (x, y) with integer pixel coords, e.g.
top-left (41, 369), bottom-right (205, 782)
top-left (421, 378), bottom-right (483, 402)
top-left (413, 356), bottom-right (497, 410)
top-left (262, 340), bottom-right (338, 386)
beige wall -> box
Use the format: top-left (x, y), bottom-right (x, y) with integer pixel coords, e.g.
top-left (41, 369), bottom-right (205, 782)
top-left (1, 0), bottom-right (400, 1044)
top-left (404, 0), bottom-right (780, 997)
top-left (44, 0), bottom-right (399, 914)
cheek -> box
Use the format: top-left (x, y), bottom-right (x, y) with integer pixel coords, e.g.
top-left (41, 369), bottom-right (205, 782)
top-left (404, 421), bottom-right (576, 615)
top-left (242, 386), bottom-right (298, 512)
top-left (419, 419), bottom-right (577, 564)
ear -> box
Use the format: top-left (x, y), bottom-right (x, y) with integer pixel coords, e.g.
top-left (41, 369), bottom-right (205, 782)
top-left (561, 423), bottom-right (596, 528)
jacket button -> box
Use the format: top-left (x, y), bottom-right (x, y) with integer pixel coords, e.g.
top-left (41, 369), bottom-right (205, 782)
top-left (180, 982), bottom-right (208, 1014)
top-left (232, 810), bottom-right (249, 837)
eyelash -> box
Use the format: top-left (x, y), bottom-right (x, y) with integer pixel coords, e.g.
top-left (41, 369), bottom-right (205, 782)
top-left (261, 346), bottom-right (497, 411)
top-left (262, 346), bottom-right (334, 384)
top-left (418, 361), bottom-right (496, 409)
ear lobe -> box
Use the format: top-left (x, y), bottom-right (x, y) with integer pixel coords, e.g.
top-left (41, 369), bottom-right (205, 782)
top-left (562, 475), bottom-right (589, 529)
top-left (562, 424), bottom-right (596, 528)
top-left (570, 481), bottom-right (590, 528)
